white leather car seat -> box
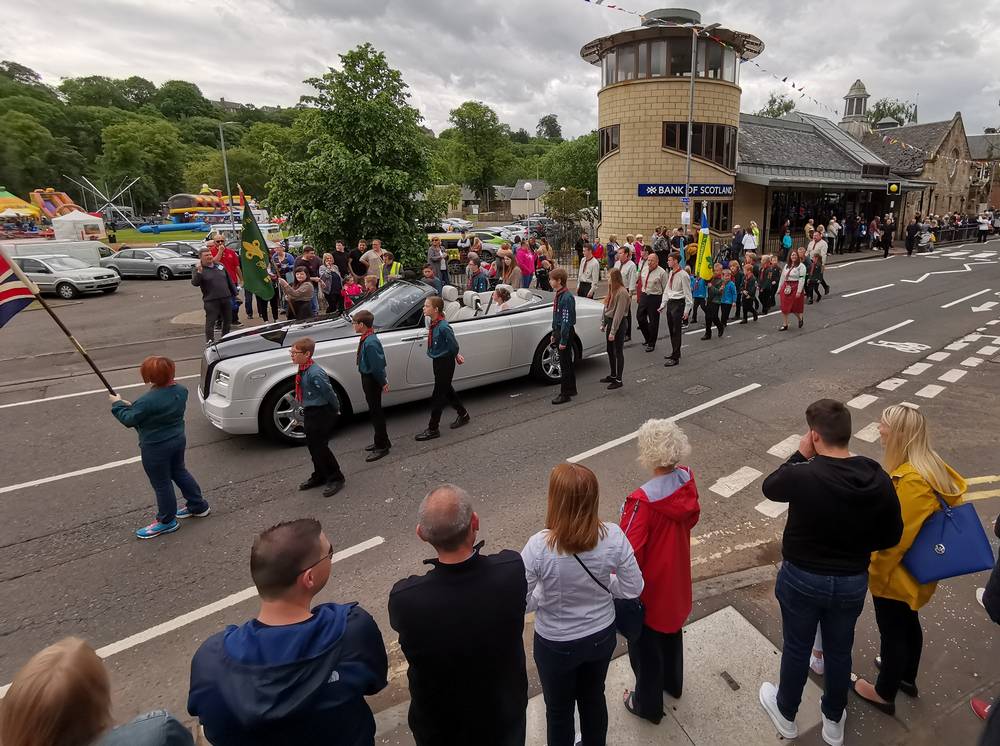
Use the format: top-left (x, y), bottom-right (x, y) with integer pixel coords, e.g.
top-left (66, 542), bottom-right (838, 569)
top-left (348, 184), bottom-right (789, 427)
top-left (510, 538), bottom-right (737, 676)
top-left (462, 291), bottom-right (482, 315)
top-left (441, 285), bottom-right (461, 321)
top-left (453, 291), bottom-right (478, 320)
top-left (515, 288), bottom-right (536, 303)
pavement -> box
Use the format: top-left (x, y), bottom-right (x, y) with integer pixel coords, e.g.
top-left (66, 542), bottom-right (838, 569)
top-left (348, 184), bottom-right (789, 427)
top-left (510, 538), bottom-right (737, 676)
top-left (0, 238), bottom-right (998, 745)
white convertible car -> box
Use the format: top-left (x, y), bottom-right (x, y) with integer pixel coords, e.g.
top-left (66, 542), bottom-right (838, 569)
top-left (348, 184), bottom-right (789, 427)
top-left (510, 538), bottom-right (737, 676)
top-left (199, 281), bottom-right (608, 444)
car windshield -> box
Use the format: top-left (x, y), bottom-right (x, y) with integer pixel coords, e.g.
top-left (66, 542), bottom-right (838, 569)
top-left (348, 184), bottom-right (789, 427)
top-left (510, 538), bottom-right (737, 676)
top-left (348, 282), bottom-right (428, 328)
top-left (149, 249), bottom-right (181, 258)
top-left (45, 256), bottom-right (89, 269)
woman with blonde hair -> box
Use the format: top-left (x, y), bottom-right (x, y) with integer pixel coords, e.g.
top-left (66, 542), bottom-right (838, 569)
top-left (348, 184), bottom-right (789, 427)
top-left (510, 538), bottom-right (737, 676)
top-left (853, 405), bottom-right (967, 716)
top-left (601, 268), bottom-right (630, 389)
top-left (0, 637), bottom-right (193, 746)
top-left (522, 463), bottom-right (644, 746)
top-left (620, 419), bottom-right (701, 723)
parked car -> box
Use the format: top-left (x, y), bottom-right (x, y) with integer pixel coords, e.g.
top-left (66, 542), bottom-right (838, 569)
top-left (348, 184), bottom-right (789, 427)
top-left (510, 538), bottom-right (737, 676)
top-left (100, 247), bottom-right (199, 280)
top-left (441, 217), bottom-right (474, 231)
top-left (4, 239), bottom-right (113, 267)
top-left (11, 254), bottom-right (120, 299)
top-left (198, 281), bottom-right (607, 444)
top-left (157, 240), bottom-right (205, 259)
top-left (286, 235), bottom-right (305, 251)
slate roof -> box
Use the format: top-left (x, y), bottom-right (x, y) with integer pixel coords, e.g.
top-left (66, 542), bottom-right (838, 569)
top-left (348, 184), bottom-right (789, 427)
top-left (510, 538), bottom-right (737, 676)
top-left (508, 179), bottom-right (550, 199)
top-left (493, 186), bottom-right (514, 201)
top-left (737, 114), bottom-right (865, 180)
top-left (968, 134), bottom-right (1000, 161)
top-left (861, 119), bottom-right (954, 176)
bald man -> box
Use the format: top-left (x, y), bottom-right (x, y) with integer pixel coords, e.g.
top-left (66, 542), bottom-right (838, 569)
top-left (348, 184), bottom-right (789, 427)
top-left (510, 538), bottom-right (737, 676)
top-left (388, 485), bottom-right (528, 746)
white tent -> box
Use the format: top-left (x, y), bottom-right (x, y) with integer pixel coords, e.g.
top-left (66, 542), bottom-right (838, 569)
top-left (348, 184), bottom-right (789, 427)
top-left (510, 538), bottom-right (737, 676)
top-left (0, 208), bottom-right (21, 219)
top-left (51, 210), bottom-right (105, 241)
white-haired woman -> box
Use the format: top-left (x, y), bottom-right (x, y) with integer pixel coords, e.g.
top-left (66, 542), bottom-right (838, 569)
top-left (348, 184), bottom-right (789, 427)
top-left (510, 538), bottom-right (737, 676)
top-left (853, 405), bottom-right (967, 716)
top-left (620, 419), bottom-right (701, 724)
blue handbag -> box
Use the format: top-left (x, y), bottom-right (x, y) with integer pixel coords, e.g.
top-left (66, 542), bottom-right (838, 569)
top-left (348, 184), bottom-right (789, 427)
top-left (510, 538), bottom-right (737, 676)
top-left (901, 492), bottom-right (995, 584)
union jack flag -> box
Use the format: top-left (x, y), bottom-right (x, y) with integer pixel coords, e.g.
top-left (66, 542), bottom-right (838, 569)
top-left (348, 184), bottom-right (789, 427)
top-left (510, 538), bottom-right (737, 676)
top-left (0, 250), bottom-right (35, 328)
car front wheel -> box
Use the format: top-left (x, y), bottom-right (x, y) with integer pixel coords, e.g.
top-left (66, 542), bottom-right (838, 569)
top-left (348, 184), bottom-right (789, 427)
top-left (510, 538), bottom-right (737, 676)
top-left (157, 266), bottom-right (173, 280)
top-left (259, 376), bottom-right (349, 445)
top-left (56, 282), bottom-right (79, 300)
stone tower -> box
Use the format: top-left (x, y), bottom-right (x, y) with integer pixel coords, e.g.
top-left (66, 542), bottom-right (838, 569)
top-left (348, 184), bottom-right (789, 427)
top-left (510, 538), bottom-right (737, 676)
top-left (839, 79), bottom-right (871, 141)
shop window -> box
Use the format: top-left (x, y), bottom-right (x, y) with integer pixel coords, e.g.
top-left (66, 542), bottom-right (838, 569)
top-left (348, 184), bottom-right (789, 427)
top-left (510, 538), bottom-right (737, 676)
top-left (650, 40), bottom-right (667, 77)
top-left (637, 41), bottom-right (648, 78)
top-left (722, 48), bottom-right (737, 83)
top-left (662, 121), bottom-right (737, 170)
top-left (696, 39), bottom-right (708, 77)
top-left (705, 40), bottom-right (724, 79)
top-left (707, 201), bottom-right (732, 232)
top-left (599, 124), bottom-right (620, 160)
top-left (669, 37), bottom-right (692, 76)
top-left (603, 48), bottom-right (616, 87)
top-left (616, 44), bottom-right (636, 82)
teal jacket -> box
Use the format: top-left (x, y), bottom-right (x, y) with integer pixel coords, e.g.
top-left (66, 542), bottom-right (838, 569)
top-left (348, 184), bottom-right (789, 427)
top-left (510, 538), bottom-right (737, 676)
top-left (426, 319), bottom-right (460, 360)
top-left (358, 334), bottom-right (387, 385)
top-left (299, 362), bottom-right (340, 411)
top-left (111, 384), bottom-right (187, 446)
top-left (552, 289), bottom-right (576, 346)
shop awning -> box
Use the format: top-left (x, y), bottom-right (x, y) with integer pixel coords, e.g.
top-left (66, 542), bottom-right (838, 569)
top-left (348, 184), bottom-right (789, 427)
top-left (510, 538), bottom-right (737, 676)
top-left (737, 174), bottom-right (931, 192)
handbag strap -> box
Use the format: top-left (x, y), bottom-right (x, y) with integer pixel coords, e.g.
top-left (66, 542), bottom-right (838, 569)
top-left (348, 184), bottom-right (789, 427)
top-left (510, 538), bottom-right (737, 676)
top-left (572, 554), bottom-right (610, 595)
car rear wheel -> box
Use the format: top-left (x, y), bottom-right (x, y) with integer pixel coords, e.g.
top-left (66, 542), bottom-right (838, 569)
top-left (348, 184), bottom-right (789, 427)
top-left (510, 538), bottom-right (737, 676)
top-left (157, 266), bottom-right (173, 280)
top-left (530, 335), bottom-right (583, 384)
top-left (259, 376), bottom-right (350, 445)
top-left (55, 282), bottom-right (79, 300)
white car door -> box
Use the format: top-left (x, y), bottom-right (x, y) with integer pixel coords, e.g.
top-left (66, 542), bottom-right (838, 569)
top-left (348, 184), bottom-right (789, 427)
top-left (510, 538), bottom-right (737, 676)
top-left (405, 314), bottom-right (513, 386)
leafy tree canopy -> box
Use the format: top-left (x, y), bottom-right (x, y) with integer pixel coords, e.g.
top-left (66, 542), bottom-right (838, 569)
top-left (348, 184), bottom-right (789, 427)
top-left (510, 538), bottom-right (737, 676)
top-left (536, 113), bottom-right (562, 141)
top-left (866, 97), bottom-right (916, 126)
top-left (754, 91), bottom-right (796, 119)
top-left (155, 80), bottom-right (215, 119)
top-left (447, 100), bottom-right (510, 203)
top-left (0, 111), bottom-right (84, 196)
top-left (539, 132), bottom-right (597, 196)
top-left (184, 147), bottom-right (269, 198)
top-left (97, 119), bottom-right (185, 211)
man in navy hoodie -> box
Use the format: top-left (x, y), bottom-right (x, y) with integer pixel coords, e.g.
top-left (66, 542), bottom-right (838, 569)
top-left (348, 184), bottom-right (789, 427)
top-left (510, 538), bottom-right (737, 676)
top-left (187, 519), bottom-right (388, 746)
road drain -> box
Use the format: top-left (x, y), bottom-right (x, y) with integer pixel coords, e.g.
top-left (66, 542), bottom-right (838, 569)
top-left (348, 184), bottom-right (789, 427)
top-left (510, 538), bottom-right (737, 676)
top-left (720, 670), bottom-right (741, 691)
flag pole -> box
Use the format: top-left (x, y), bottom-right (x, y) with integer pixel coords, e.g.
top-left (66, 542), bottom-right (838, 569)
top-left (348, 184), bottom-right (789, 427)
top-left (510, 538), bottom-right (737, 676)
top-left (1, 248), bottom-right (117, 395)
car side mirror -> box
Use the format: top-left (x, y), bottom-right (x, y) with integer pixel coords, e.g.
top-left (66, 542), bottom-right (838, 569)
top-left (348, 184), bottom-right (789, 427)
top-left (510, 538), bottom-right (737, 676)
top-left (146, 256), bottom-right (154, 261)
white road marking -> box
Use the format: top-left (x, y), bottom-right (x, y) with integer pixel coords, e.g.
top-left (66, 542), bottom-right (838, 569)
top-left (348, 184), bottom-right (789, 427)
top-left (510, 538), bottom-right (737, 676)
top-left (709, 467), bottom-right (763, 498)
top-left (940, 288), bottom-right (992, 308)
top-left (961, 357), bottom-right (983, 367)
top-left (683, 310), bottom-right (781, 336)
top-left (827, 256), bottom-right (895, 269)
top-left (829, 320), bottom-right (914, 354)
top-left (847, 394), bottom-right (879, 409)
top-left (925, 351), bottom-right (951, 361)
top-left (767, 434), bottom-right (801, 459)
top-left (854, 422), bottom-right (882, 442)
top-left (899, 401), bottom-right (920, 409)
top-left (943, 251), bottom-right (971, 256)
top-left (841, 283), bottom-right (894, 298)
top-left (877, 378), bottom-right (907, 391)
top-left (973, 301), bottom-right (999, 313)
top-left (969, 252), bottom-right (997, 259)
top-left (0, 457), bottom-right (143, 495)
top-left (567, 383), bottom-right (762, 462)
top-left (901, 362), bottom-right (933, 375)
top-left (915, 384), bottom-right (946, 399)
top-left (938, 369), bottom-right (967, 383)
top-left (902, 264), bottom-right (987, 285)
top-left (755, 499), bottom-right (788, 518)
top-left (979, 345), bottom-right (999, 355)
top-left (0, 375), bottom-right (200, 410)
top-left (988, 320), bottom-right (1000, 326)
top-left (944, 341), bottom-right (969, 351)
top-left (0, 535), bottom-right (386, 698)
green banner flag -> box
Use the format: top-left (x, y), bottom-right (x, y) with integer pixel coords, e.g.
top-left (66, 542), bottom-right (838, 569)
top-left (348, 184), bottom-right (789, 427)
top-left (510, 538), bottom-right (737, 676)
top-left (238, 193), bottom-right (275, 301)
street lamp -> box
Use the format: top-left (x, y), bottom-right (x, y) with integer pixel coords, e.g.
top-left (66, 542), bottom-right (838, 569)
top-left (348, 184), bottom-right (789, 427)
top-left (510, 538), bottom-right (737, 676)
top-left (524, 181), bottom-right (532, 241)
top-left (218, 121), bottom-right (238, 227)
top-left (683, 22), bottom-right (721, 225)
top-left (585, 189), bottom-right (591, 206)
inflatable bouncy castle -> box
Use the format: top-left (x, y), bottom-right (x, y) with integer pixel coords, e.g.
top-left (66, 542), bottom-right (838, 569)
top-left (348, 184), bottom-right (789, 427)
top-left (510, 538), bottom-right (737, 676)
top-left (30, 187), bottom-right (82, 219)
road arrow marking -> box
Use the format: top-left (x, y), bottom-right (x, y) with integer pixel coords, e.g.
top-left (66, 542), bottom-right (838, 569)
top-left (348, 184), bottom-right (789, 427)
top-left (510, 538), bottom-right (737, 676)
top-left (904, 265), bottom-right (986, 284)
top-left (972, 301), bottom-right (998, 312)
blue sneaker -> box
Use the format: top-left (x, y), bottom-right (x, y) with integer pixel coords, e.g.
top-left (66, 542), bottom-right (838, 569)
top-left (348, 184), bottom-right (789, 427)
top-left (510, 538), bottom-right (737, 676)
top-left (136, 520), bottom-right (179, 539)
top-left (176, 506), bottom-right (211, 519)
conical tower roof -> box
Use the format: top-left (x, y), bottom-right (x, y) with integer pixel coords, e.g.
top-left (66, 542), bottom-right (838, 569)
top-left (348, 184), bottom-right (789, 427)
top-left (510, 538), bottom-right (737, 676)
top-left (845, 79), bottom-right (869, 99)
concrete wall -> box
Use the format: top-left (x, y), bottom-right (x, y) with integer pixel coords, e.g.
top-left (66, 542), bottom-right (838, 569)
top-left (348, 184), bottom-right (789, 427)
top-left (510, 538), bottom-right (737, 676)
top-left (597, 77), bottom-right (740, 241)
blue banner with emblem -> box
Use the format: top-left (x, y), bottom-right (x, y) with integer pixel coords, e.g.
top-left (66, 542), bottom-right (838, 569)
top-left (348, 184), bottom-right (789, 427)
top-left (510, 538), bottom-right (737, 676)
top-left (637, 184), bottom-right (734, 198)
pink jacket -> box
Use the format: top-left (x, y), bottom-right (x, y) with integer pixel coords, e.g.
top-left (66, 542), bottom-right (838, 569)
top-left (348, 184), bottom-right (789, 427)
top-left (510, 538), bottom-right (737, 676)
top-left (515, 246), bottom-right (536, 277)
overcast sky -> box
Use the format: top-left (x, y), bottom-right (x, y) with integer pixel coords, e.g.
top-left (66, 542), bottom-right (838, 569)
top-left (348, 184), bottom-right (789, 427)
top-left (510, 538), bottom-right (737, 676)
top-left (4, 0), bottom-right (999, 138)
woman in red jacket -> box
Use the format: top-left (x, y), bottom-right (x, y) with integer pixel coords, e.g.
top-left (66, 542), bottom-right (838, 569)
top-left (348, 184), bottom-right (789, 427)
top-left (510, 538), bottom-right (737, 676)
top-left (621, 418), bottom-right (701, 724)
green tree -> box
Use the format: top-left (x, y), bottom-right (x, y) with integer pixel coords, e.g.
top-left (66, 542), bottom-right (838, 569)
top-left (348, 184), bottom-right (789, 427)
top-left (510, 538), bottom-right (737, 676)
top-left (184, 147), bottom-right (269, 197)
top-left (266, 44), bottom-right (440, 265)
top-left (866, 98), bottom-right (916, 126)
top-left (241, 122), bottom-right (299, 156)
top-left (60, 76), bottom-right (131, 109)
top-left (536, 113), bottom-right (563, 141)
top-left (0, 95), bottom-right (68, 136)
top-left (754, 91), bottom-right (796, 118)
top-left (178, 117), bottom-right (244, 148)
top-left (0, 60), bottom-right (42, 86)
top-left (428, 183), bottom-right (462, 212)
top-left (0, 111), bottom-right (84, 196)
top-left (155, 80), bottom-right (214, 119)
top-left (119, 76), bottom-right (157, 108)
top-left (510, 127), bottom-right (532, 144)
top-left (446, 101), bottom-right (510, 204)
top-left (62, 105), bottom-right (135, 164)
top-left (539, 132), bottom-right (597, 196)
top-left (97, 119), bottom-right (185, 210)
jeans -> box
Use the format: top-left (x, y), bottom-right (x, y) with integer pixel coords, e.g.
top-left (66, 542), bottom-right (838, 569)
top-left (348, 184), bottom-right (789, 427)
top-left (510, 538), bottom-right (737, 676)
top-left (203, 298), bottom-right (230, 342)
top-left (303, 404), bottom-right (344, 483)
top-left (775, 561), bottom-right (868, 722)
top-left (139, 435), bottom-right (207, 524)
top-left (534, 624), bottom-right (617, 746)
top-left (361, 374), bottom-right (391, 450)
top-left (873, 596), bottom-right (923, 702)
top-left (428, 356), bottom-right (466, 430)
top-left (628, 625), bottom-right (683, 721)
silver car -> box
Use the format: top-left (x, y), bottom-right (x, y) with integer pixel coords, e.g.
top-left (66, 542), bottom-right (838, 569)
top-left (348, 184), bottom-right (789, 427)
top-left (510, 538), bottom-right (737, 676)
top-left (199, 281), bottom-right (608, 444)
top-left (12, 254), bottom-right (120, 299)
top-left (100, 247), bottom-right (199, 280)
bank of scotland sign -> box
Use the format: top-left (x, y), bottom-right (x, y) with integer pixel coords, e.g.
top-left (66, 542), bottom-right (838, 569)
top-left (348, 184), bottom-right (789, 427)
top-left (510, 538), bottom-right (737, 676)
top-left (638, 184), bottom-right (735, 197)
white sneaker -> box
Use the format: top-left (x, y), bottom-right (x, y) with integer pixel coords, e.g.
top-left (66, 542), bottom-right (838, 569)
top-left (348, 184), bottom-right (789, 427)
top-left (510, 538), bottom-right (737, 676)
top-left (822, 710), bottom-right (846, 746)
top-left (977, 588), bottom-right (985, 608)
top-left (810, 654), bottom-right (825, 676)
top-left (759, 682), bottom-right (798, 739)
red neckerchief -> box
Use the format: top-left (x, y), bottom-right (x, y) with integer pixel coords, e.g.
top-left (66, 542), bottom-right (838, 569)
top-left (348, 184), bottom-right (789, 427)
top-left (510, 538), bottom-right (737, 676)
top-left (357, 329), bottom-right (374, 365)
top-left (294, 361), bottom-right (312, 401)
top-left (553, 287), bottom-right (567, 311)
top-left (669, 267), bottom-right (680, 289)
top-left (427, 316), bottom-right (441, 349)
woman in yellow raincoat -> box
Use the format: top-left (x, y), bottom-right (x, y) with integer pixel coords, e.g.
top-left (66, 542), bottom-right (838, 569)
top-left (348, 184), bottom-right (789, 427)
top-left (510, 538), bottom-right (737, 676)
top-left (853, 405), bottom-right (967, 715)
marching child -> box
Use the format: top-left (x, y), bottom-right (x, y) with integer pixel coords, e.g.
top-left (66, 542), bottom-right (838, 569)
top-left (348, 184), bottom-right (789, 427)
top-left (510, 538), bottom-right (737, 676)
top-left (739, 265), bottom-right (760, 323)
top-left (352, 310), bottom-right (391, 461)
top-left (415, 297), bottom-right (470, 441)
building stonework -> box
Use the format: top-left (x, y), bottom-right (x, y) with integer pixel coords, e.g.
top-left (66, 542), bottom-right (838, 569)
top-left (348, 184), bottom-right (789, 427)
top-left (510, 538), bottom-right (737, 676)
top-left (597, 79), bottom-right (740, 240)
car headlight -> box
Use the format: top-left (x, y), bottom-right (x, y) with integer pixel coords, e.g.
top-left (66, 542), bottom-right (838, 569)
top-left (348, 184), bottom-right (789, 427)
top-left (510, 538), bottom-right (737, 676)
top-left (214, 369), bottom-right (232, 397)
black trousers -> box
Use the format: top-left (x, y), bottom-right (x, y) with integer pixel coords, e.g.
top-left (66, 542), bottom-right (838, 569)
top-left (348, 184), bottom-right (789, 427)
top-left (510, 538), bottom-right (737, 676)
top-left (873, 596), bottom-right (923, 702)
top-left (534, 625), bottom-right (617, 746)
top-left (361, 374), bottom-right (390, 449)
top-left (606, 331), bottom-right (624, 381)
top-left (303, 404), bottom-right (344, 483)
top-left (806, 280), bottom-right (821, 302)
top-left (691, 296), bottom-right (706, 322)
top-left (577, 282), bottom-right (592, 298)
top-left (250, 293), bottom-right (279, 321)
top-left (325, 291), bottom-right (344, 315)
top-left (664, 298), bottom-right (685, 361)
top-left (558, 343), bottom-right (577, 396)
top-left (704, 301), bottom-right (724, 337)
top-left (741, 297), bottom-right (758, 320)
top-left (980, 230), bottom-right (989, 243)
top-left (428, 356), bottom-right (466, 431)
top-left (636, 294), bottom-right (662, 347)
top-left (628, 625), bottom-right (684, 720)
top-left (203, 298), bottom-right (231, 342)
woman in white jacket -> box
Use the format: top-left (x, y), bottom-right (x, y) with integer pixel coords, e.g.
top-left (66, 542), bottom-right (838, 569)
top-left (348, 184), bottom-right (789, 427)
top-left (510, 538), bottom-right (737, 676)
top-left (777, 252), bottom-right (806, 331)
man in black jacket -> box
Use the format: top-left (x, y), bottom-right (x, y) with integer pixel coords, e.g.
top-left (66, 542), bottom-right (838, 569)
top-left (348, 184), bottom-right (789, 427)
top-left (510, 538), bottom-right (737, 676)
top-left (758, 399), bottom-right (903, 745)
top-left (188, 519), bottom-right (388, 746)
top-left (388, 485), bottom-right (528, 746)
top-left (192, 248), bottom-right (237, 343)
